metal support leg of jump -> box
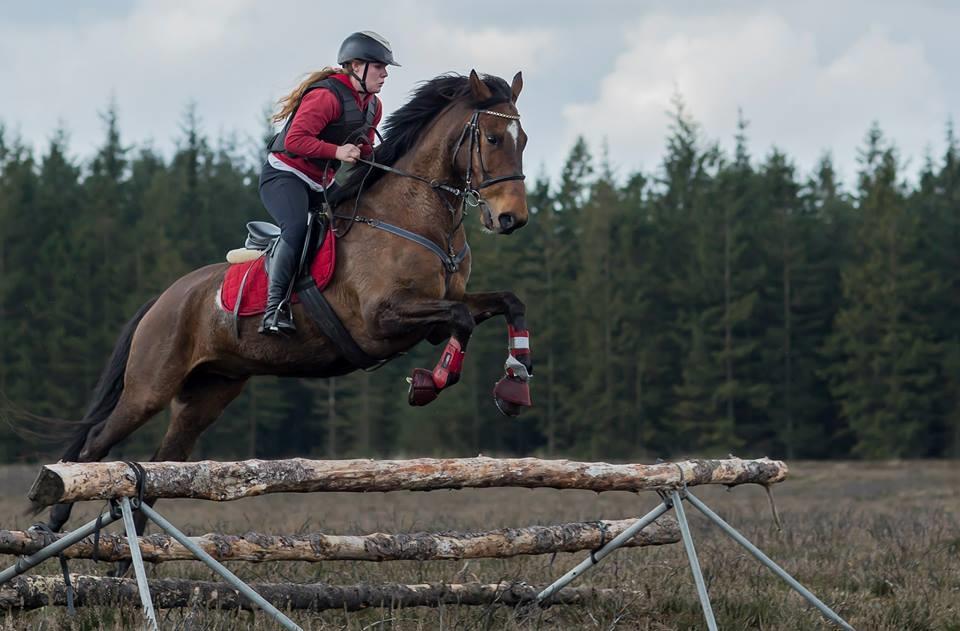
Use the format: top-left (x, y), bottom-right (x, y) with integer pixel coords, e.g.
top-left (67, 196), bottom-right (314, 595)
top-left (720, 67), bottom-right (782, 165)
top-left (0, 500), bottom-right (300, 631)
top-left (119, 498), bottom-right (158, 631)
top-left (536, 500), bottom-right (671, 603)
top-left (138, 502), bottom-right (302, 631)
top-left (684, 490), bottom-right (855, 631)
top-left (672, 490), bottom-right (718, 630)
top-left (0, 508), bottom-right (119, 585)
top-left (537, 490), bottom-right (856, 631)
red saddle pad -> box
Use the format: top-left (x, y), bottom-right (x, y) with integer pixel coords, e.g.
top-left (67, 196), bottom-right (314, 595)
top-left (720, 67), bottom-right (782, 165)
top-left (219, 233), bottom-right (336, 316)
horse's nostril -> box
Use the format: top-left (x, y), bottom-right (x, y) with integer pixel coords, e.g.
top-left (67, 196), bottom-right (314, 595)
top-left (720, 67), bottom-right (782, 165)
top-left (499, 214), bottom-right (516, 231)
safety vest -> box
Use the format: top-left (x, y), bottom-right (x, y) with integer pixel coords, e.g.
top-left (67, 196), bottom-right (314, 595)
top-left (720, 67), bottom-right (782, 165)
top-left (267, 78), bottom-right (379, 168)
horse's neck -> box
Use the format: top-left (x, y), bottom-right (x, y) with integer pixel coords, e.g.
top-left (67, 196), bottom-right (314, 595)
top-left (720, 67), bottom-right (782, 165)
top-left (368, 143), bottom-right (466, 247)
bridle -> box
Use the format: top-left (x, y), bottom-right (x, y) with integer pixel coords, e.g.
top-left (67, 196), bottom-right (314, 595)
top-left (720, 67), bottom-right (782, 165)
top-left (330, 107), bottom-right (526, 285)
top-left (452, 108), bottom-right (527, 198)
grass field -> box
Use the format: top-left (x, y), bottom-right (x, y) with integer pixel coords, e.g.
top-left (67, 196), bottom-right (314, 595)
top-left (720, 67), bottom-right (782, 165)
top-left (0, 460), bottom-right (958, 630)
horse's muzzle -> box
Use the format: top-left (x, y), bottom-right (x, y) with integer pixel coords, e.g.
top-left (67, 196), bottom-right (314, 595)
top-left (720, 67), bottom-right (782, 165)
top-left (493, 211), bottom-right (526, 234)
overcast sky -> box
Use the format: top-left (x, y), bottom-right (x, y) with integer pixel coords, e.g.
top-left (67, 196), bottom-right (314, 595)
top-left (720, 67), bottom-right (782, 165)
top-left (3, 0), bottom-right (957, 187)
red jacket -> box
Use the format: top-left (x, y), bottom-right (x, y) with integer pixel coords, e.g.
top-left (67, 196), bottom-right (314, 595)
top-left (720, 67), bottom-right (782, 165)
top-left (274, 73), bottom-right (382, 185)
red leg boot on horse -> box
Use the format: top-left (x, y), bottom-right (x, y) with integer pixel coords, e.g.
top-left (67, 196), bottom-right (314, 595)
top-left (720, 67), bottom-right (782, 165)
top-left (456, 291), bottom-right (534, 416)
top-left (408, 338), bottom-right (466, 405)
top-left (494, 324), bottom-right (533, 416)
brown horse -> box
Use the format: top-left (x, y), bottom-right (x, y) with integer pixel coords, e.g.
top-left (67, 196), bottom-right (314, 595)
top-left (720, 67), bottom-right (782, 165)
top-left (43, 70), bottom-right (533, 534)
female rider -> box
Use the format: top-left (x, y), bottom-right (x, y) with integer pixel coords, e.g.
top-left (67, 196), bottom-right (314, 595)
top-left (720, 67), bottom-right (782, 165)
top-left (259, 31), bottom-right (399, 335)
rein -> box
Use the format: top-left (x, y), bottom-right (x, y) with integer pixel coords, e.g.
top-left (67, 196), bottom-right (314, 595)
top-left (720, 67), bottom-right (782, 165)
top-left (332, 108), bottom-right (525, 284)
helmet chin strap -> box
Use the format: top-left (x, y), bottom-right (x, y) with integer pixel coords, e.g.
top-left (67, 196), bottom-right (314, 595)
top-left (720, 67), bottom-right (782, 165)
top-left (349, 62), bottom-right (372, 94)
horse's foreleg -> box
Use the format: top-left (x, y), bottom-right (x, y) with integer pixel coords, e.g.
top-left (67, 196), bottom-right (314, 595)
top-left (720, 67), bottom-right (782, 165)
top-left (372, 299), bottom-right (475, 406)
top-left (461, 291), bottom-right (533, 416)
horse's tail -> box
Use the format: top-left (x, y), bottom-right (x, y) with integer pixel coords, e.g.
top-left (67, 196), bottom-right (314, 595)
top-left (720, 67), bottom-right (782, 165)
top-left (59, 296), bottom-right (159, 462)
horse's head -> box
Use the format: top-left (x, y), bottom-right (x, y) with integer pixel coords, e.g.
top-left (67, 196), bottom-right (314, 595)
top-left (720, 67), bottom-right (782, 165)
top-left (450, 70), bottom-right (528, 235)
top-left (334, 71), bottom-right (529, 235)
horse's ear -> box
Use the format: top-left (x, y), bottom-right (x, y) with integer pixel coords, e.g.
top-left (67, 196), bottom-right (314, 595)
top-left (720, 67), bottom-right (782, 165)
top-left (469, 69), bottom-right (493, 101)
top-left (510, 72), bottom-right (523, 103)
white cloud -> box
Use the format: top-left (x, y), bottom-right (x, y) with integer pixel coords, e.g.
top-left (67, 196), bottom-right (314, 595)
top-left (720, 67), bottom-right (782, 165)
top-left (562, 12), bottom-right (947, 182)
top-left (2, 1), bottom-right (955, 190)
top-left (1, 0), bottom-right (266, 157)
top-left (403, 24), bottom-right (557, 77)
top-left (0, 1), bottom-right (555, 164)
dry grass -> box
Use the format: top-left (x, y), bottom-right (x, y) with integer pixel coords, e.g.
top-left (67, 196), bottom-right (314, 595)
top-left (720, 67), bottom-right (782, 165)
top-left (0, 460), bottom-right (958, 630)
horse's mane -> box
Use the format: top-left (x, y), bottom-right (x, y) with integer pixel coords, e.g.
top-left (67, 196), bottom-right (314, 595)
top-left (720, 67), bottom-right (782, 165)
top-left (329, 73), bottom-right (513, 207)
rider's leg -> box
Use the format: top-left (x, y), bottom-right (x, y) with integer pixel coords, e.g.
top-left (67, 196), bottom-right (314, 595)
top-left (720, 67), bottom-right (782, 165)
top-left (258, 166), bottom-right (309, 334)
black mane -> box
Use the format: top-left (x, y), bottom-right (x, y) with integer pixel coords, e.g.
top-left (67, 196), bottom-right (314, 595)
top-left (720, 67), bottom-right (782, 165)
top-left (329, 73), bottom-right (513, 207)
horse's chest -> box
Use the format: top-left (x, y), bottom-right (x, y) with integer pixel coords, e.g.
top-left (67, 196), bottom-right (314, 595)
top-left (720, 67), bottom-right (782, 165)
top-left (389, 250), bottom-right (470, 300)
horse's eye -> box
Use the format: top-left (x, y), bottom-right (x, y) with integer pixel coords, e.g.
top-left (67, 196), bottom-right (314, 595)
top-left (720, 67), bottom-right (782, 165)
top-left (486, 135), bottom-right (500, 145)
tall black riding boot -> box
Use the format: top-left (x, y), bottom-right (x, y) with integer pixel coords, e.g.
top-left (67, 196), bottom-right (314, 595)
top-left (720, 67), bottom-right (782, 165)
top-left (259, 238), bottom-right (300, 335)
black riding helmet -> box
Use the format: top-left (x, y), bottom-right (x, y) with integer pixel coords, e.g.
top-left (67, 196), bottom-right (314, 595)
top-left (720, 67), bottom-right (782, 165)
top-left (338, 31), bottom-right (401, 67)
top-left (338, 31), bottom-right (399, 95)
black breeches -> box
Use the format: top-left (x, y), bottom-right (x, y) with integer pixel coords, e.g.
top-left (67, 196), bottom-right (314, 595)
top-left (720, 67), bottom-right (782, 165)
top-left (259, 163), bottom-right (322, 251)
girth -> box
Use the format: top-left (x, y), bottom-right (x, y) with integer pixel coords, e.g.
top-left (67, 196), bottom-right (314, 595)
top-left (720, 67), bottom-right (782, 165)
top-left (294, 275), bottom-right (383, 370)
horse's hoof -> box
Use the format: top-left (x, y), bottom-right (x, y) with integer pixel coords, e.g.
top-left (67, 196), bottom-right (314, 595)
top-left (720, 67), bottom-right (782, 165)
top-left (493, 376), bottom-right (532, 417)
top-left (408, 368), bottom-right (439, 406)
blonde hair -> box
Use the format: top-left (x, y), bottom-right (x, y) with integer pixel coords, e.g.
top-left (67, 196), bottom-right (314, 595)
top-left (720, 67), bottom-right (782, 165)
top-left (272, 66), bottom-right (346, 123)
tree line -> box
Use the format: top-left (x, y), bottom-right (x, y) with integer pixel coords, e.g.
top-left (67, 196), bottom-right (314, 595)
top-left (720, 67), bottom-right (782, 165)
top-left (1, 100), bottom-right (957, 462)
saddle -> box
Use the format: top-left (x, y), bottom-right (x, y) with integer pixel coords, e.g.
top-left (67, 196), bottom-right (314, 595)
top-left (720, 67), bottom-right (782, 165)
top-left (220, 210), bottom-right (382, 369)
top-left (220, 211), bottom-right (334, 317)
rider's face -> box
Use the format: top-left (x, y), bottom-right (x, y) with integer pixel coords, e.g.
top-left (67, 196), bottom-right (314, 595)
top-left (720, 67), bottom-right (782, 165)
top-left (352, 61), bottom-right (389, 93)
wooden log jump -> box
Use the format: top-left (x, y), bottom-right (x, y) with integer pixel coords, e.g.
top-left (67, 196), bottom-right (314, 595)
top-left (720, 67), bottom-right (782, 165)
top-left (0, 517), bottom-right (679, 563)
top-left (1, 576), bottom-right (629, 612)
top-left (28, 457), bottom-right (787, 505)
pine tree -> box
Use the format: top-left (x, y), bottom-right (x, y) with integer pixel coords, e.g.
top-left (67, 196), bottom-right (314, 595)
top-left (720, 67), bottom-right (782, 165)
top-left (797, 155), bottom-right (857, 456)
top-left (169, 103), bottom-right (212, 268)
top-left (545, 138), bottom-right (592, 455)
top-left (19, 128), bottom-right (87, 417)
top-left (663, 110), bottom-right (771, 455)
top-left (911, 122), bottom-right (960, 456)
top-left (717, 115), bottom-right (771, 450)
top-left (79, 104), bottom-right (134, 392)
top-left (614, 169), bottom-right (657, 457)
top-left (754, 150), bottom-right (826, 457)
top-left (572, 147), bottom-right (638, 458)
top-left (127, 146), bottom-right (186, 300)
top-left (824, 125), bottom-right (942, 457)
top-left (0, 130), bottom-right (41, 459)
top-left (644, 96), bottom-right (715, 454)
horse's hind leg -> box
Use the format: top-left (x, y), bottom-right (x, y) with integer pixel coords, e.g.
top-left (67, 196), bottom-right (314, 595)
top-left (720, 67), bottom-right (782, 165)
top-left (115, 371), bottom-right (247, 576)
top-left (73, 368), bottom-right (188, 465)
top-left (46, 358), bottom-right (189, 531)
top-left (46, 380), bottom-right (182, 531)
top-left (148, 370), bottom-right (248, 473)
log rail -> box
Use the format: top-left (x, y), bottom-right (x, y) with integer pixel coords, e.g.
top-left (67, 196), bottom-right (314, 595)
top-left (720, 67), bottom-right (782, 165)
top-left (0, 518), bottom-right (679, 563)
top-left (28, 457), bottom-right (788, 505)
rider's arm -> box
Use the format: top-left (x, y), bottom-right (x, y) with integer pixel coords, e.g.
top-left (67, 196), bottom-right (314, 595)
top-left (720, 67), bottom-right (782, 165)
top-left (284, 89), bottom-right (342, 160)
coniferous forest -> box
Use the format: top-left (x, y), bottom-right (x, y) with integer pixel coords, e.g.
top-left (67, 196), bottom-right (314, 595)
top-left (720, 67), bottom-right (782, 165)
top-left (1, 100), bottom-right (958, 463)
